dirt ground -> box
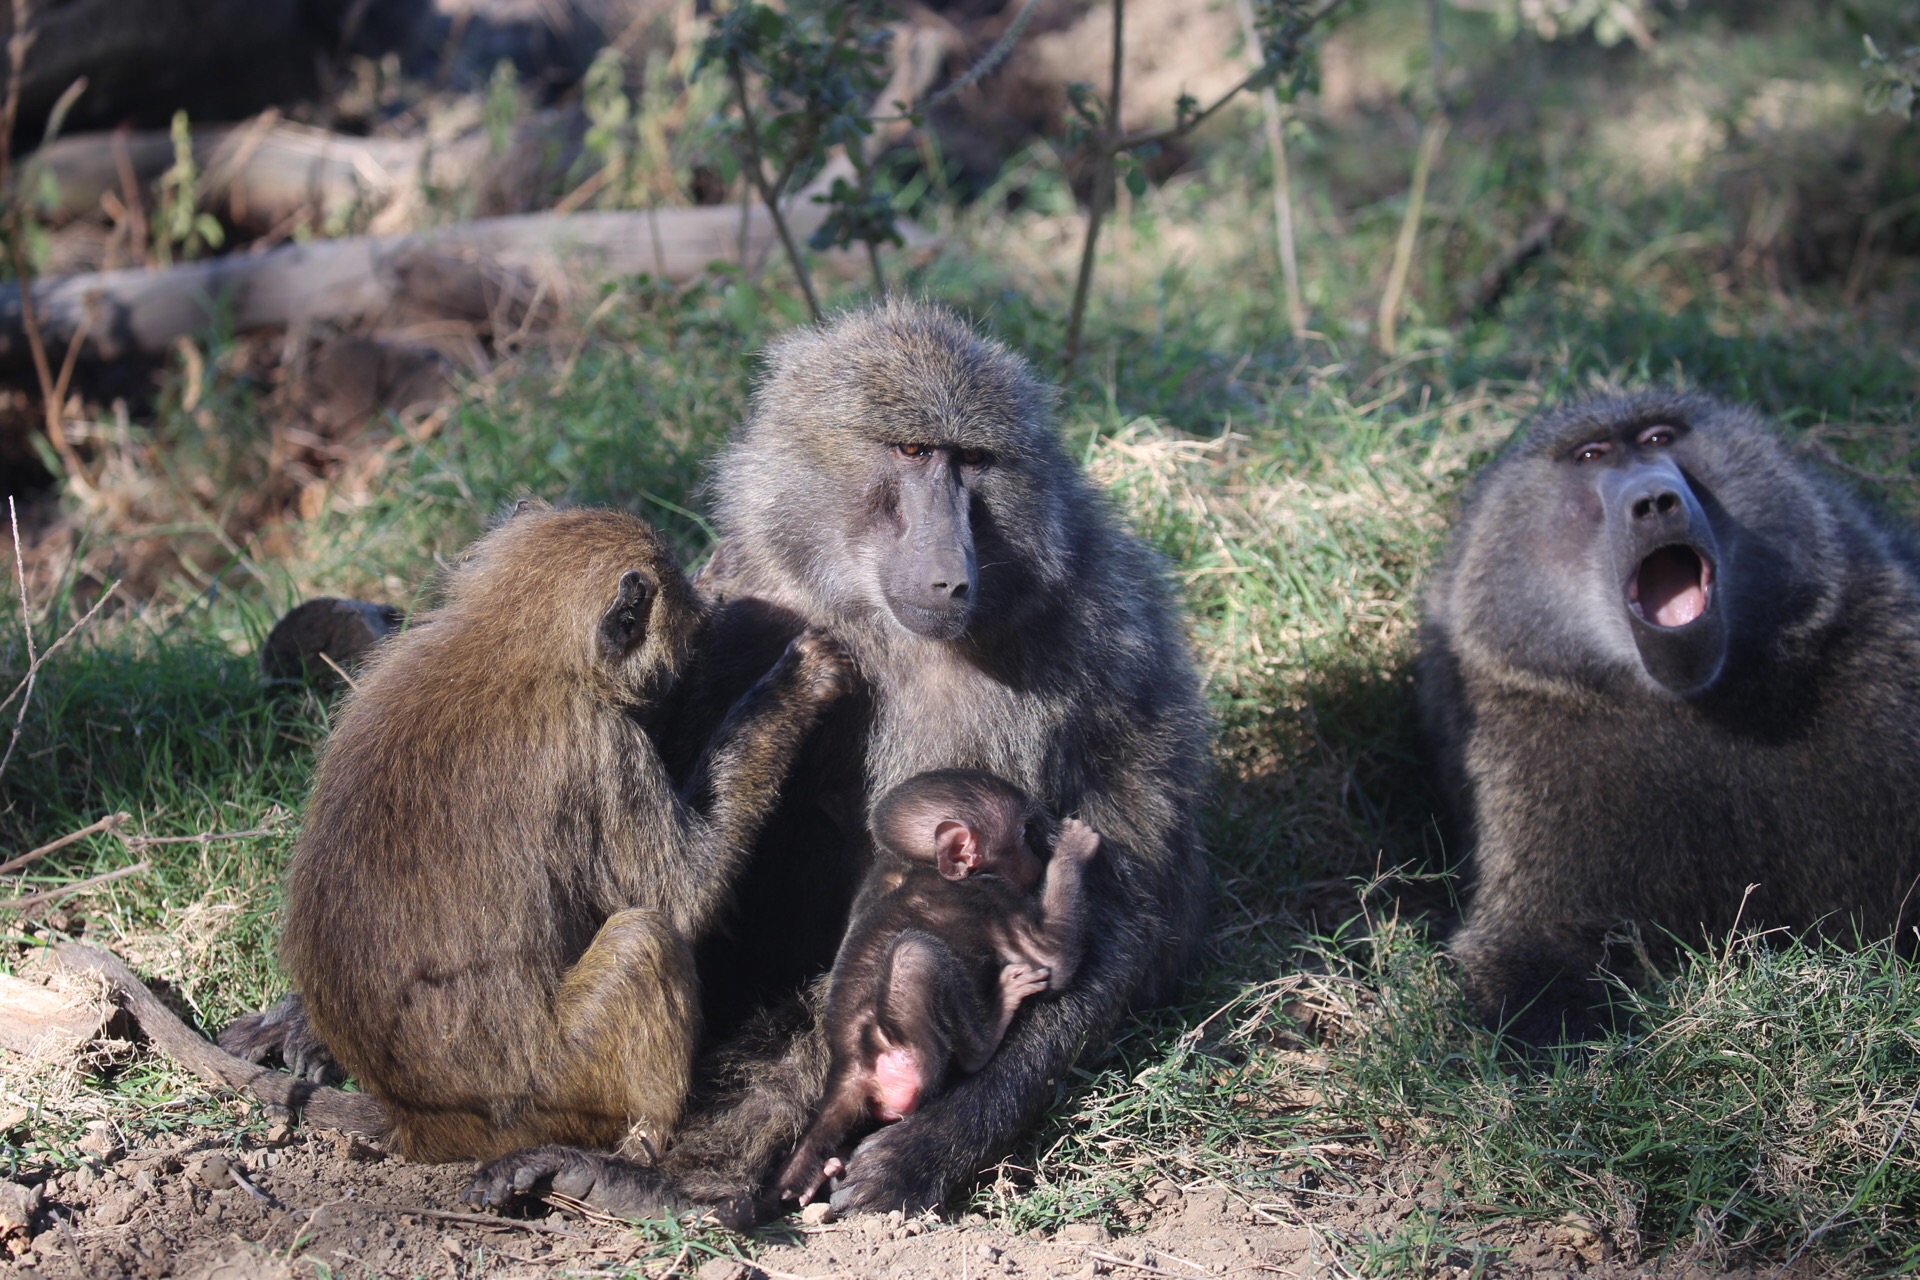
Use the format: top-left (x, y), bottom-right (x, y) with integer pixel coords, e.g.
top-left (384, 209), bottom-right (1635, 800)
top-left (0, 1118), bottom-right (1814, 1280)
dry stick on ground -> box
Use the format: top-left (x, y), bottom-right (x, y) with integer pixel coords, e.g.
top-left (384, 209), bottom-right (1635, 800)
top-left (1456, 194), bottom-right (1566, 321)
top-left (0, 861), bottom-right (147, 913)
top-left (1236, 0), bottom-right (1306, 340)
top-left (0, 812), bottom-right (130, 875)
top-left (49, 942), bottom-right (386, 1134)
top-left (0, 498), bottom-right (121, 784)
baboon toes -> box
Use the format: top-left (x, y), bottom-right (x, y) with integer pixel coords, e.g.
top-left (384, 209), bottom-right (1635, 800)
top-left (465, 1146), bottom-right (678, 1219)
top-left (826, 1121), bottom-right (949, 1216)
top-left (217, 994), bottom-right (345, 1085)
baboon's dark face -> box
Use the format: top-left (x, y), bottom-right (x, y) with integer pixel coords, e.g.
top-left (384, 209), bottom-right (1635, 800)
top-left (1452, 396), bottom-right (1755, 699)
top-left (1558, 417), bottom-right (1727, 695)
top-left (715, 302), bottom-right (1075, 646)
top-left (869, 442), bottom-right (986, 640)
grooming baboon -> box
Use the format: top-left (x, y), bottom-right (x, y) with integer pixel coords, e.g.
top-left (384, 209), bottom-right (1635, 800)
top-left (468, 299), bottom-right (1210, 1218)
top-left (776, 770), bottom-right (1101, 1206)
top-left (1419, 391), bottom-right (1920, 1042)
top-left (228, 501), bottom-right (850, 1164)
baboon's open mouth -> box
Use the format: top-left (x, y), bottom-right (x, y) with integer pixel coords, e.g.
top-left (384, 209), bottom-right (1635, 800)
top-left (1629, 544), bottom-right (1712, 628)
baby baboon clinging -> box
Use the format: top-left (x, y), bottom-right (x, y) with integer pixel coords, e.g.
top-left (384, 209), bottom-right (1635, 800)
top-left (1420, 391), bottom-right (1920, 1042)
top-left (251, 502), bottom-right (850, 1164)
top-left (776, 770), bottom-right (1101, 1206)
top-left (468, 300), bottom-right (1210, 1219)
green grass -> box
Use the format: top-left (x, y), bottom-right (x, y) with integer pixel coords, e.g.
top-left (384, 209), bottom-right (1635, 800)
top-left (6, 0), bottom-right (1920, 1271)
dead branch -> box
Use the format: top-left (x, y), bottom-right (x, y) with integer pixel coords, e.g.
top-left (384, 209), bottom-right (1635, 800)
top-left (0, 860), bottom-right (146, 913)
top-left (22, 115), bottom-right (573, 238)
top-left (49, 942), bottom-right (387, 1136)
top-left (0, 202), bottom-right (934, 362)
top-left (0, 811), bottom-right (128, 875)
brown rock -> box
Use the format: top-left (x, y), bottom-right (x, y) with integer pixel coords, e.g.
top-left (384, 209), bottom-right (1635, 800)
top-left (0, 1180), bottom-right (42, 1237)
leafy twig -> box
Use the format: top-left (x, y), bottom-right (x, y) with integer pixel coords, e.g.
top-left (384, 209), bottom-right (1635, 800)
top-left (726, 53), bottom-right (822, 320)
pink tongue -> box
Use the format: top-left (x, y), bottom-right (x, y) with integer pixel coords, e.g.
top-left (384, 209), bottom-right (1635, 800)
top-left (1639, 547), bottom-right (1706, 627)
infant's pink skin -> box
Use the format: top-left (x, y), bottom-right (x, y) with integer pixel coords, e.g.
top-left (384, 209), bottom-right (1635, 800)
top-left (870, 1047), bottom-right (923, 1121)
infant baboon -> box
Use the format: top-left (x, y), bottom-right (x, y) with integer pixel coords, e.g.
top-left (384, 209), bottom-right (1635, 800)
top-left (776, 770), bottom-right (1101, 1205)
top-left (1420, 391), bottom-right (1920, 1041)
top-left (263, 502), bottom-right (849, 1162)
top-left (467, 301), bottom-right (1209, 1220)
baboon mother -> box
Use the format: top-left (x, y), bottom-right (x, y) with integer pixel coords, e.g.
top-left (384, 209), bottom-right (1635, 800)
top-left (477, 300), bottom-right (1210, 1217)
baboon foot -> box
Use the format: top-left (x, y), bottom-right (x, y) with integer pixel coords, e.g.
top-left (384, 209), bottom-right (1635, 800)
top-left (827, 1119), bottom-right (952, 1216)
top-left (216, 993), bottom-right (344, 1085)
top-left (466, 1145), bottom-right (749, 1228)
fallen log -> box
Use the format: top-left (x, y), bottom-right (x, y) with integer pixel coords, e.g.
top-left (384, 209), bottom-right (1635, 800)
top-left (0, 201), bottom-right (934, 362)
top-left (50, 942), bottom-right (385, 1136)
top-left (22, 114), bottom-right (578, 237)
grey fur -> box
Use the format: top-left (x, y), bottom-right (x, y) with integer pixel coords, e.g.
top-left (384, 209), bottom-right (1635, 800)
top-left (1420, 390), bottom-right (1920, 1041)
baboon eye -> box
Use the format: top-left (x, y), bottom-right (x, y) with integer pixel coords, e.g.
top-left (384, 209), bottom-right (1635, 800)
top-left (957, 448), bottom-right (991, 467)
top-left (1638, 425), bottom-right (1678, 447)
top-left (891, 442), bottom-right (932, 459)
top-left (1572, 440), bottom-right (1611, 463)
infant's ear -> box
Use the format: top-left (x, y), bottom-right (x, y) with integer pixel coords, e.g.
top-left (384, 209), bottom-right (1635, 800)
top-left (598, 570), bottom-right (654, 659)
top-left (933, 819), bottom-right (981, 881)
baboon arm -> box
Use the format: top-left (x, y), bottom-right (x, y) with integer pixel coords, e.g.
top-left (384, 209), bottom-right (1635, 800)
top-left (1029, 853), bottom-right (1092, 990)
top-left (670, 632), bottom-right (848, 937)
top-left (52, 944), bottom-right (386, 1138)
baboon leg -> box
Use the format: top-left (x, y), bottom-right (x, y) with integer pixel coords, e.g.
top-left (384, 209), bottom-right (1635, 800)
top-left (873, 930), bottom-right (980, 1084)
top-left (541, 907), bottom-right (700, 1150)
top-left (829, 949), bottom-right (1123, 1216)
top-left (1450, 921), bottom-right (1623, 1045)
top-left (774, 1062), bottom-right (871, 1206)
top-left (463, 908), bottom-right (699, 1193)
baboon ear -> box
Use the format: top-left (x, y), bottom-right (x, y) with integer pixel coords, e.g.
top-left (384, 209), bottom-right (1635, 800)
top-left (598, 570), bottom-right (654, 659)
top-left (507, 496), bottom-right (550, 521)
top-left (933, 820), bottom-right (981, 881)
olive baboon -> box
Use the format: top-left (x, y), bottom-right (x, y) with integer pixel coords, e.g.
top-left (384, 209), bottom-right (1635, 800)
top-left (227, 502), bottom-right (850, 1162)
top-left (1419, 391), bottom-right (1920, 1042)
top-left (469, 299), bottom-right (1210, 1218)
top-left (776, 769), bottom-right (1101, 1206)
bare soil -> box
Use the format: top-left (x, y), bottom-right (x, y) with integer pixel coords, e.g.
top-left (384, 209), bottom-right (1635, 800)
top-left (0, 1121), bottom-right (1812, 1279)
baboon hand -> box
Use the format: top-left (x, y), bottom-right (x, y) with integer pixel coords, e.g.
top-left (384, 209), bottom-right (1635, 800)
top-left (1053, 818), bottom-right (1101, 864)
top-left (999, 963), bottom-right (1051, 1006)
top-left (787, 628), bottom-right (857, 705)
top-left (216, 994), bottom-right (344, 1086)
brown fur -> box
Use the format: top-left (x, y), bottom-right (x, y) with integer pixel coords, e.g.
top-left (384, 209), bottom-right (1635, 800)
top-left (274, 503), bottom-right (848, 1162)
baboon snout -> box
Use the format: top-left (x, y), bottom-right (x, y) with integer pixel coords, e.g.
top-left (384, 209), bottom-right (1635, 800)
top-left (1631, 489), bottom-right (1681, 521)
